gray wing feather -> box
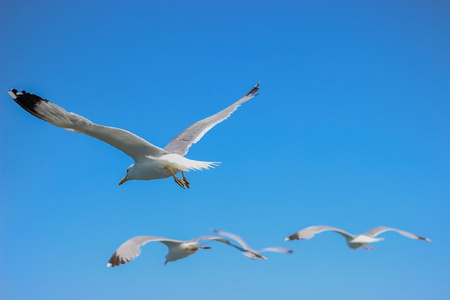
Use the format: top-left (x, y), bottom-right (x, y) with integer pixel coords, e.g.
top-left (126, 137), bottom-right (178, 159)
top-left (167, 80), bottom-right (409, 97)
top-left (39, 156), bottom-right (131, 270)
top-left (211, 229), bottom-right (251, 250)
top-left (286, 225), bottom-right (355, 241)
top-left (107, 236), bottom-right (181, 267)
top-left (9, 90), bottom-right (168, 161)
top-left (211, 230), bottom-right (269, 259)
top-left (363, 226), bottom-right (431, 241)
top-left (258, 247), bottom-right (293, 254)
top-left (81, 125), bottom-right (168, 161)
top-left (164, 84), bottom-right (259, 156)
top-left (189, 235), bottom-right (229, 243)
top-left (194, 234), bottom-right (265, 259)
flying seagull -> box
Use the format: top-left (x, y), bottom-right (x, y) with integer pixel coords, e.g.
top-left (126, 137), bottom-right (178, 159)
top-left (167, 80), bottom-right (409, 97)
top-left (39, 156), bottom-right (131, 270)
top-left (8, 84), bottom-right (259, 188)
top-left (212, 229), bottom-right (293, 259)
top-left (107, 235), bottom-right (258, 267)
top-left (285, 225), bottom-right (431, 251)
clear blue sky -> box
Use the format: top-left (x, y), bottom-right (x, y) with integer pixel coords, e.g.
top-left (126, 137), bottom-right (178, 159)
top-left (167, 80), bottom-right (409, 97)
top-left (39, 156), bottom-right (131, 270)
top-left (1, 1), bottom-right (449, 299)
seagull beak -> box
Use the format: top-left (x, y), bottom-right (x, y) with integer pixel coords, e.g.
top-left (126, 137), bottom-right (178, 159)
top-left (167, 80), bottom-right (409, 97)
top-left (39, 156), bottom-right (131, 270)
top-left (119, 176), bottom-right (128, 185)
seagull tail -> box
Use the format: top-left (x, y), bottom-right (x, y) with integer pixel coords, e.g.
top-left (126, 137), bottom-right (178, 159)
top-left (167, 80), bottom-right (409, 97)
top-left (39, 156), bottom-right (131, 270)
top-left (185, 159), bottom-right (220, 171)
top-left (155, 153), bottom-right (220, 172)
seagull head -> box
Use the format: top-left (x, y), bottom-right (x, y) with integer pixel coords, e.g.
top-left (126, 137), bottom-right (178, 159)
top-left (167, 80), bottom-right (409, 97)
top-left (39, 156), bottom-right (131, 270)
top-left (119, 164), bottom-right (135, 185)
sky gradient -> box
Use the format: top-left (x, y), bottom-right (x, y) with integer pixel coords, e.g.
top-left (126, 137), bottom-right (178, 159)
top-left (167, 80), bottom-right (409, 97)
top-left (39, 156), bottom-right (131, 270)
top-left (1, 1), bottom-right (449, 299)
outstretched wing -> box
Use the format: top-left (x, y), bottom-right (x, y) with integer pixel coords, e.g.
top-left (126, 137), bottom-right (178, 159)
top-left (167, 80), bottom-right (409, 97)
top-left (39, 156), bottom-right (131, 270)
top-left (193, 235), bottom-right (265, 259)
top-left (164, 83), bottom-right (259, 156)
top-left (9, 89), bottom-right (168, 162)
top-left (363, 226), bottom-right (431, 242)
top-left (107, 236), bottom-right (182, 267)
top-left (211, 229), bottom-right (251, 250)
top-left (258, 247), bottom-right (293, 254)
top-left (285, 225), bottom-right (355, 241)
top-left (189, 235), bottom-right (229, 243)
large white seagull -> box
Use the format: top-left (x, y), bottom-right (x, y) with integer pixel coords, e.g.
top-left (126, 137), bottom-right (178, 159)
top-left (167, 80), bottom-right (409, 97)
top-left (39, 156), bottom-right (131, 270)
top-left (8, 84), bottom-right (259, 188)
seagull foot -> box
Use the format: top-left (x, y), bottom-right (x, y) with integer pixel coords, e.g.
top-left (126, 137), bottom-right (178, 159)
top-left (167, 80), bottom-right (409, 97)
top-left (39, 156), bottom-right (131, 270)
top-left (166, 166), bottom-right (186, 189)
top-left (181, 171), bottom-right (190, 188)
top-left (362, 246), bottom-right (369, 250)
top-left (174, 177), bottom-right (186, 189)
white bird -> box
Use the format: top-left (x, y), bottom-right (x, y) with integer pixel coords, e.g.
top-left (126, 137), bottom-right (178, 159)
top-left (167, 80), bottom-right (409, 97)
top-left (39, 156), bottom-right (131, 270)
top-left (285, 225), bottom-right (431, 251)
top-left (212, 229), bottom-right (293, 259)
top-left (107, 235), bottom-right (256, 267)
top-left (8, 84), bottom-right (259, 188)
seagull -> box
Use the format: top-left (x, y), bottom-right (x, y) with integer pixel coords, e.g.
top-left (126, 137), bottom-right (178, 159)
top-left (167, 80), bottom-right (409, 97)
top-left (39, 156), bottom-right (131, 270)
top-left (212, 229), bottom-right (293, 259)
top-left (285, 225), bottom-right (431, 251)
top-left (107, 235), bottom-right (257, 267)
top-left (8, 84), bottom-right (259, 188)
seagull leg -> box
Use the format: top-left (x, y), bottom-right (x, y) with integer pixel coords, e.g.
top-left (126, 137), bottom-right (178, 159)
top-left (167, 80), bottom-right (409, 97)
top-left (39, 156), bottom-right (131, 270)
top-left (181, 171), bottom-right (191, 188)
top-left (166, 166), bottom-right (185, 189)
top-left (184, 246), bottom-right (200, 252)
top-left (368, 245), bottom-right (374, 250)
top-left (362, 245), bottom-right (369, 250)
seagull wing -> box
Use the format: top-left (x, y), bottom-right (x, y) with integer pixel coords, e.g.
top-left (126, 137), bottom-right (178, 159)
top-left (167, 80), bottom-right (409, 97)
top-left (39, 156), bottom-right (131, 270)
top-left (107, 236), bottom-right (182, 267)
top-left (363, 226), bottom-right (431, 242)
top-left (210, 229), bottom-right (251, 250)
top-left (9, 90), bottom-right (168, 162)
top-left (285, 225), bottom-right (355, 241)
top-left (257, 247), bottom-right (293, 254)
top-left (164, 83), bottom-right (259, 156)
top-left (189, 235), bottom-right (232, 244)
top-left (209, 230), bottom-right (266, 259)
top-left (192, 235), bottom-right (265, 259)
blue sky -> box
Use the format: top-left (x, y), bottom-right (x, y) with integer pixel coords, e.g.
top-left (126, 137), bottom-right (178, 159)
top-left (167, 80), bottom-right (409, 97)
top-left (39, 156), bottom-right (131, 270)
top-left (1, 0), bottom-right (449, 299)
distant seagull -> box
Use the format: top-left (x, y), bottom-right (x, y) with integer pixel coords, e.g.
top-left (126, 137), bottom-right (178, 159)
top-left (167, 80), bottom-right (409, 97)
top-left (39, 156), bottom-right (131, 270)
top-left (285, 225), bottom-right (431, 251)
top-left (8, 84), bottom-right (259, 188)
top-left (107, 235), bottom-right (256, 267)
top-left (212, 229), bottom-right (293, 259)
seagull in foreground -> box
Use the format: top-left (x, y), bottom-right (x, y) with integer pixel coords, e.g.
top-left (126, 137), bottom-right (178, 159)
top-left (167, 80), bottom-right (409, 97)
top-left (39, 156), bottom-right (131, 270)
top-left (212, 229), bottom-right (293, 259)
top-left (8, 84), bottom-right (259, 189)
top-left (285, 225), bottom-right (431, 251)
top-left (107, 235), bottom-right (257, 267)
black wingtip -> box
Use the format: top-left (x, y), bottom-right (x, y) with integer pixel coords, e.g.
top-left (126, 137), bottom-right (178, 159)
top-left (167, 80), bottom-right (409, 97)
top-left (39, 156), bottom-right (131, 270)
top-left (246, 83), bottom-right (260, 96)
top-left (8, 89), bottom-right (48, 120)
top-left (108, 252), bottom-right (125, 267)
top-left (254, 253), bottom-right (265, 259)
top-left (285, 233), bottom-right (299, 241)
